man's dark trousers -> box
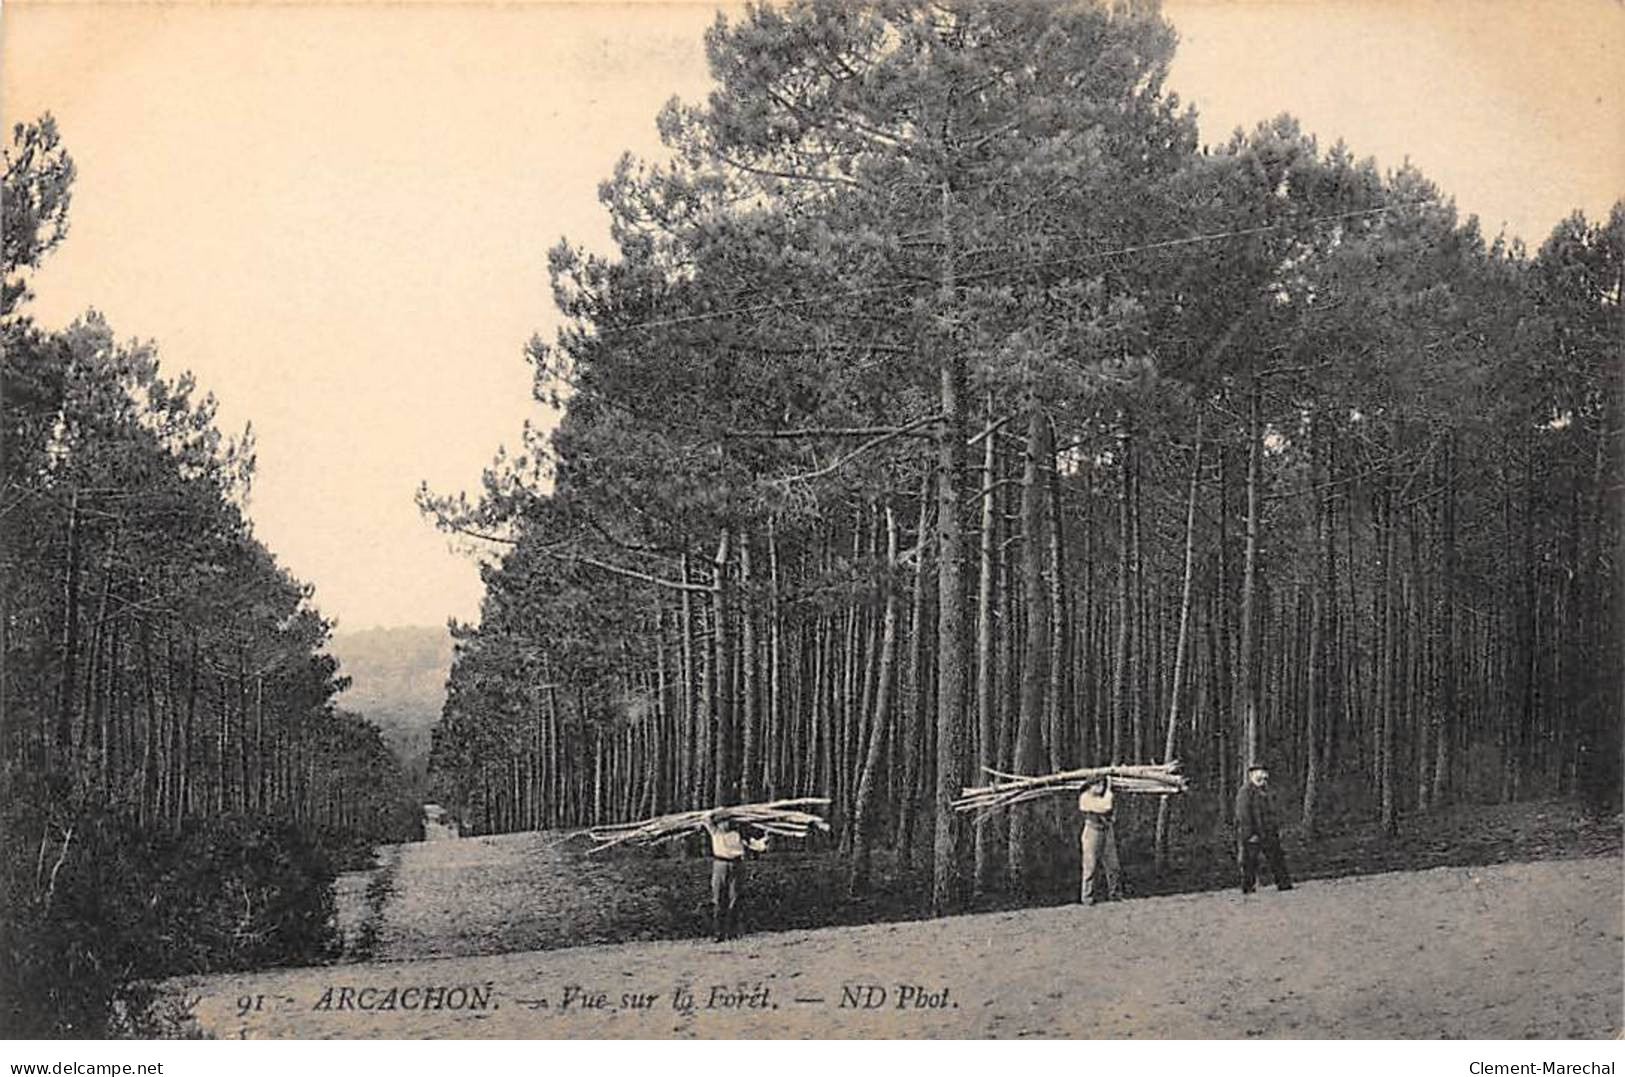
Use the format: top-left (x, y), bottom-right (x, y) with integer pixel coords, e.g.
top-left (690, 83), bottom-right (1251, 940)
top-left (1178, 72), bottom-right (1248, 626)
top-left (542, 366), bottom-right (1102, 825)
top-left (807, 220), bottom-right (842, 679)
top-left (1238, 836), bottom-right (1293, 893)
top-left (711, 858), bottom-right (741, 939)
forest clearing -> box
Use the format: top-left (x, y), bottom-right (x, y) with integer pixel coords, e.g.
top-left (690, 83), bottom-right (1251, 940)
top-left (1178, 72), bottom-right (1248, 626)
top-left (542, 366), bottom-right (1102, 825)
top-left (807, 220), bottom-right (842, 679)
top-left (143, 804), bottom-right (1622, 1039)
top-left (333, 799), bottom-right (1621, 963)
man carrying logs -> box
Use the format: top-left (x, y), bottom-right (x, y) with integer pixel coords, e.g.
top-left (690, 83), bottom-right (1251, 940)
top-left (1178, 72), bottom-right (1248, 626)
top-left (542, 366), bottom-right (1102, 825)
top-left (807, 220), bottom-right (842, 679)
top-left (1077, 777), bottom-right (1123, 905)
top-left (571, 798), bottom-right (829, 943)
top-left (953, 762), bottom-right (1187, 906)
top-left (1234, 762), bottom-right (1293, 894)
top-left (702, 812), bottom-right (768, 942)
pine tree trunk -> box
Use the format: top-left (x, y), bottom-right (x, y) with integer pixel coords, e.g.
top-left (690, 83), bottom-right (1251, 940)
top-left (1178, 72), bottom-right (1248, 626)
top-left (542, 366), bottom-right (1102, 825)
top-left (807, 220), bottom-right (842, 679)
top-left (712, 530), bottom-right (735, 804)
top-left (1112, 411), bottom-right (1132, 765)
top-left (1155, 419), bottom-right (1202, 868)
top-left (1215, 445), bottom-right (1233, 823)
top-left (138, 621), bottom-right (160, 828)
top-left (680, 552), bottom-right (697, 809)
top-left (163, 634), bottom-right (182, 825)
top-left (1203, 584), bottom-right (1224, 820)
top-left (931, 178), bottom-right (968, 917)
top-left (1303, 416), bottom-right (1330, 834)
top-left (898, 470), bottom-right (933, 867)
top-left (813, 611), bottom-right (832, 799)
top-left (767, 520), bottom-right (784, 798)
top-left (1381, 438), bottom-right (1399, 834)
top-left (547, 679), bottom-right (562, 826)
top-left (850, 511), bottom-right (881, 845)
top-left (838, 536), bottom-right (862, 840)
top-left (235, 649), bottom-right (250, 813)
top-left (1515, 454), bottom-right (1537, 801)
top-left (996, 465), bottom-right (1018, 781)
top-left (1238, 384), bottom-right (1262, 771)
top-left (1080, 466), bottom-right (1097, 765)
top-left (180, 633), bottom-right (198, 821)
top-left (850, 505), bottom-right (901, 893)
top-left (740, 533), bottom-right (759, 803)
top-left (1409, 494), bottom-right (1430, 812)
top-left (1008, 412), bottom-right (1051, 892)
top-left (654, 617), bottom-right (670, 814)
top-left (53, 489), bottom-right (82, 771)
top-left (1046, 417), bottom-right (1071, 772)
top-left (592, 723), bottom-right (605, 825)
top-left (974, 409), bottom-right (1002, 893)
top-left (1131, 444), bottom-right (1146, 764)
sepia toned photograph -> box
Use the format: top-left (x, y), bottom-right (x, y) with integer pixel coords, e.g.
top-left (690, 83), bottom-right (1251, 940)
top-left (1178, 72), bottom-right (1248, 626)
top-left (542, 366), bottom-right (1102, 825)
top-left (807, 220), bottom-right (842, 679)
top-left (2, 0), bottom-right (1621, 1053)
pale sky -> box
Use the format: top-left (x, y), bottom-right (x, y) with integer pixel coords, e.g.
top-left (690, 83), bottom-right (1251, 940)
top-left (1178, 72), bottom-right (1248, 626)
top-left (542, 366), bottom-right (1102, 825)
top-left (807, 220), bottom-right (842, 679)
top-left (4, 1), bottom-right (1620, 633)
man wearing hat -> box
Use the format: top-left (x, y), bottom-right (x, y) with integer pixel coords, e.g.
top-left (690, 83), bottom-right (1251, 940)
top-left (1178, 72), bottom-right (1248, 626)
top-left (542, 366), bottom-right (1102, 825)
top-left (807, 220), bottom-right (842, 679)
top-left (1234, 762), bottom-right (1293, 894)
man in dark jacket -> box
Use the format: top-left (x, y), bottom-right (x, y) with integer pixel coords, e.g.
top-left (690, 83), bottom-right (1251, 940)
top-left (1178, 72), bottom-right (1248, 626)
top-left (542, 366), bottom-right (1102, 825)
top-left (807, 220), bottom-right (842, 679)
top-left (1234, 762), bottom-right (1293, 894)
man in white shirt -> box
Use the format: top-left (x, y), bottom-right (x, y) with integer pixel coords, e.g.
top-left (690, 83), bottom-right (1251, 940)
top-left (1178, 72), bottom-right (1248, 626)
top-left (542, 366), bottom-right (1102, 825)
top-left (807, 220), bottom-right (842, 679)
top-left (1077, 778), bottom-right (1122, 905)
top-left (702, 812), bottom-right (768, 941)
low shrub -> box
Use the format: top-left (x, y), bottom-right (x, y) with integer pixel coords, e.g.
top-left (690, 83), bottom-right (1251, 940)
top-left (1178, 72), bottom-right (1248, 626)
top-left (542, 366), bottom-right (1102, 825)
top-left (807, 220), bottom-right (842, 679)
top-left (1, 798), bottom-right (338, 1038)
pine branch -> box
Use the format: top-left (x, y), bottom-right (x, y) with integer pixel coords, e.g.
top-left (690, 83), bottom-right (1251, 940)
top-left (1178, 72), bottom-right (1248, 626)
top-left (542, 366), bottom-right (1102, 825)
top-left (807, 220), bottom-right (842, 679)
top-left (726, 424), bottom-right (934, 440)
top-left (967, 413), bottom-right (1015, 448)
top-left (558, 551), bottom-right (712, 595)
top-left (770, 413), bottom-right (944, 487)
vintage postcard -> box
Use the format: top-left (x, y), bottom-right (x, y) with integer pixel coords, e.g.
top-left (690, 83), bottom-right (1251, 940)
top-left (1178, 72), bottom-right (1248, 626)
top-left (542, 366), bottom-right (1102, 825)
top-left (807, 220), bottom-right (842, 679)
top-left (1, 0), bottom-right (1620, 1056)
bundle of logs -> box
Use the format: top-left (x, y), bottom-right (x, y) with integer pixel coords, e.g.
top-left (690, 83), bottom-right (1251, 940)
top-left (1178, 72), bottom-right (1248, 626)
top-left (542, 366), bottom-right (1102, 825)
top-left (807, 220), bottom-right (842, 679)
top-left (952, 763), bottom-right (1189, 820)
top-left (571, 797), bottom-right (832, 855)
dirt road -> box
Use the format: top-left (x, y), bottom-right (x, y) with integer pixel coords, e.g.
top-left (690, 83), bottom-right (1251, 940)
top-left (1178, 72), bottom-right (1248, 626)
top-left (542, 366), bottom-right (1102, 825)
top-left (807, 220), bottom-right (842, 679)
top-left (153, 832), bottom-right (1622, 1039)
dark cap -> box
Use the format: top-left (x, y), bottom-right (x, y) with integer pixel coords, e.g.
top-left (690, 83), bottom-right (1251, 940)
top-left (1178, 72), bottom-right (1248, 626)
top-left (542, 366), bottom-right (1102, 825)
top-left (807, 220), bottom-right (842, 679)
top-left (1247, 761), bottom-right (1269, 773)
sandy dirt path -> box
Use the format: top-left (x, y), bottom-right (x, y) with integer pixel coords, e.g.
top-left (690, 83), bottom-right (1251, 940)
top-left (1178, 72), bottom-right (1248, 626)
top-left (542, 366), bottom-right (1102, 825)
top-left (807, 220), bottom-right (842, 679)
top-left (158, 840), bottom-right (1621, 1040)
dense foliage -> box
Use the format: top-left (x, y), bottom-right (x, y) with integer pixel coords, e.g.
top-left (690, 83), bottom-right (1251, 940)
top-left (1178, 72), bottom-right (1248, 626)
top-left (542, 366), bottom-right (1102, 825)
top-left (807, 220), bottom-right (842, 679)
top-left (423, 0), bottom-right (1621, 912)
top-left (1, 116), bottom-right (420, 1036)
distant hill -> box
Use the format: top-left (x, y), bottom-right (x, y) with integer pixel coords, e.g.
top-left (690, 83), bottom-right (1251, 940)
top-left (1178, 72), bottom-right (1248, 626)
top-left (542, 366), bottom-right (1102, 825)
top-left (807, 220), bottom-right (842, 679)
top-left (329, 625), bottom-right (454, 777)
